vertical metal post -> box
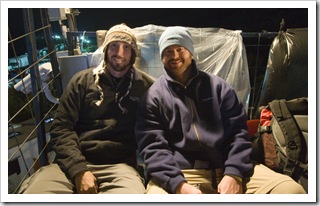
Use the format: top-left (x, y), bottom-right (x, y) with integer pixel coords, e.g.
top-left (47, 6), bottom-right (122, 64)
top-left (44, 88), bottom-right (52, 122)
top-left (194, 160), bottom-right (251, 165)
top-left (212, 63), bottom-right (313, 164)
top-left (66, 10), bottom-right (79, 55)
top-left (40, 8), bottom-right (63, 97)
top-left (67, 31), bottom-right (74, 55)
top-left (22, 8), bottom-right (48, 166)
top-left (249, 33), bottom-right (261, 120)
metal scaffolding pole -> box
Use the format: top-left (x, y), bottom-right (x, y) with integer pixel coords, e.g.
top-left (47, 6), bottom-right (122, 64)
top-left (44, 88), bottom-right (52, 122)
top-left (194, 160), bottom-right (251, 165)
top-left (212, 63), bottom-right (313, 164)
top-left (22, 8), bottom-right (49, 167)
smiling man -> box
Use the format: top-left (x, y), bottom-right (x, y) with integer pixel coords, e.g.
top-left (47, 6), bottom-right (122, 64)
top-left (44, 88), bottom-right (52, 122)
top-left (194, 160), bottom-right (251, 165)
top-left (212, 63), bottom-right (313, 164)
top-left (135, 26), bottom-right (306, 194)
top-left (18, 23), bottom-right (154, 194)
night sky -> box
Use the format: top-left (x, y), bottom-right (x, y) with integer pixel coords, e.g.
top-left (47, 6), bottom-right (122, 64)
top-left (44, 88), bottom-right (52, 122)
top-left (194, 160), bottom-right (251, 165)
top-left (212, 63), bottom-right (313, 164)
top-left (8, 8), bottom-right (308, 35)
top-left (8, 8), bottom-right (308, 57)
top-left (74, 8), bottom-right (308, 32)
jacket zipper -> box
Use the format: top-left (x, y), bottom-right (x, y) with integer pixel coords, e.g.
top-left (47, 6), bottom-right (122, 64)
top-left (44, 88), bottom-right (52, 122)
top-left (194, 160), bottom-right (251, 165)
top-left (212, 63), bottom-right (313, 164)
top-left (169, 72), bottom-right (201, 144)
top-left (115, 92), bottom-right (119, 102)
top-left (114, 78), bottom-right (124, 103)
top-left (187, 95), bottom-right (201, 145)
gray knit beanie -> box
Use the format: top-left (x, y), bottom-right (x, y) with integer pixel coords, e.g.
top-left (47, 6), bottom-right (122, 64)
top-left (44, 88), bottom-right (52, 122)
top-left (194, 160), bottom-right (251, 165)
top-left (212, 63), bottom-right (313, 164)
top-left (158, 26), bottom-right (194, 58)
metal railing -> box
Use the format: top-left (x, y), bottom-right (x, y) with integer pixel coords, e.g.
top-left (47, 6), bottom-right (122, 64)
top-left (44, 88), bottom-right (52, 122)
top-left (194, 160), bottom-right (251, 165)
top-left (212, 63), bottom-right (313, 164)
top-left (242, 32), bottom-right (278, 119)
top-left (8, 8), bottom-right (62, 194)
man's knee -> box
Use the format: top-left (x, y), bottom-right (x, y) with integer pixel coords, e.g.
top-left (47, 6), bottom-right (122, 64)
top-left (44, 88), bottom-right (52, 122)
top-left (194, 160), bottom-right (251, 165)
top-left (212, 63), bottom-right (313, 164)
top-left (18, 164), bottom-right (73, 194)
top-left (269, 180), bottom-right (306, 194)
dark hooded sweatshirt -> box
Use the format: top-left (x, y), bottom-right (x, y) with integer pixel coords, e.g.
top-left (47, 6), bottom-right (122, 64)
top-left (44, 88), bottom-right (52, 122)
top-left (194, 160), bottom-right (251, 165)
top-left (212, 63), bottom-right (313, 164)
top-left (50, 66), bottom-right (154, 180)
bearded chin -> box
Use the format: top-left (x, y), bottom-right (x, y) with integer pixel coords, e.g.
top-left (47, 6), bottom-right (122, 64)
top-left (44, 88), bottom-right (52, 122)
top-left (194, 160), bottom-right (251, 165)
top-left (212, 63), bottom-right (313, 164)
top-left (112, 62), bottom-right (130, 72)
top-left (107, 56), bottom-right (130, 72)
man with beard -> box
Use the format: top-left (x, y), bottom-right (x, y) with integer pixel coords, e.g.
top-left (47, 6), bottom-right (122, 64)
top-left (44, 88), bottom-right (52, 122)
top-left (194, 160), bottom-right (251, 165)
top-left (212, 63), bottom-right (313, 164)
top-left (18, 24), bottom-right (154, 194)
top-left (135, 26), bottom-right (306, 194)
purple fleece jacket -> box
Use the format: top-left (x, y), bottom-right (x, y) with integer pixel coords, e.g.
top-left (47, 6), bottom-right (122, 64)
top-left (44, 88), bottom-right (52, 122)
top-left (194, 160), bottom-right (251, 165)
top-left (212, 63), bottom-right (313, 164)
top-left (135, 61), bottom-right (253, 193)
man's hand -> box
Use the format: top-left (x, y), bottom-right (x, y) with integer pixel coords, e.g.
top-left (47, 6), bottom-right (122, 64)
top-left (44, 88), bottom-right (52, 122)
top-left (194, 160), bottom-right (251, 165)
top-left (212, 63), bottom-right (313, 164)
top-left (175, 182), bottom-right (202, 194)
top-left (74, 170), bottom-right (98, 194)
top-left (217, 175), bottom-right (243, 194)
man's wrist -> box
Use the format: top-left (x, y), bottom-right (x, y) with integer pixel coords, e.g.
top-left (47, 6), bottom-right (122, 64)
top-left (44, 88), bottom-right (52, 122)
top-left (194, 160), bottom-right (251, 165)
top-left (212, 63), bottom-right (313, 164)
top-left (175, 181), bottom-right (187, 194)
top-left (74, 170), bottom-right (89, 180)
top-left (225, 174), bottom-right (243, 183)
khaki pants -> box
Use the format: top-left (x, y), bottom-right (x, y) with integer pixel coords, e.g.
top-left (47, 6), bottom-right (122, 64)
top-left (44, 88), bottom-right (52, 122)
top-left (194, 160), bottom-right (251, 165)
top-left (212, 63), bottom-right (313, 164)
top-left (146, 164), bottom-right (306, 194)
top-left (147, 168), bottom-right (222, 194)
top-left (18, 163), bottom-right (145, 194)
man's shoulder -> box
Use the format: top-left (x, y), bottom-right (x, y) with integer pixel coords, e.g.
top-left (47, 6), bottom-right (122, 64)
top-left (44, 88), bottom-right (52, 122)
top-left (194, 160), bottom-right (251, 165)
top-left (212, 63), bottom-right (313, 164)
top-left (72, 67), bottom-right (94, 79)
top-left (199, 70), bottom-right (228, 84)
top-left (82, 67), bottom-right (95, 75)
top-left (146, 75), bottom-right (166, 92)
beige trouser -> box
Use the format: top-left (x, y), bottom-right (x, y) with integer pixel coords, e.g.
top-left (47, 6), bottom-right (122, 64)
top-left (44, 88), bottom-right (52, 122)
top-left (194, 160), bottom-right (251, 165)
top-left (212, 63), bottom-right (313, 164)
top-left (18, 163), bottom-right (145, 194)
top-left (146, 164), bottom-right (306, 194)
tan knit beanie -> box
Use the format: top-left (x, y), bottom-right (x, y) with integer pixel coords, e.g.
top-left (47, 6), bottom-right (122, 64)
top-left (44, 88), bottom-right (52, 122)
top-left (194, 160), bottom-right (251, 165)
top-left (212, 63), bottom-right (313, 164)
top-left (103, 23), bottom-right (138, 57)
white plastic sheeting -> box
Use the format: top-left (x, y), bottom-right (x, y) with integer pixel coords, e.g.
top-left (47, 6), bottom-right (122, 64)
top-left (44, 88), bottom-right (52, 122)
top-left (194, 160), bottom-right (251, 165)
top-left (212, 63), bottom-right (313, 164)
top-left (91, 24), bottom-right (251, 111)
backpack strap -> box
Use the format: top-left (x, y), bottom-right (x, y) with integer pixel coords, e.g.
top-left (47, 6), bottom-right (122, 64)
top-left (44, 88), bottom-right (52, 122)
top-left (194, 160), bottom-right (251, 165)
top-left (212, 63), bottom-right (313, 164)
top-left (268, 99), bottom-right (302, 176)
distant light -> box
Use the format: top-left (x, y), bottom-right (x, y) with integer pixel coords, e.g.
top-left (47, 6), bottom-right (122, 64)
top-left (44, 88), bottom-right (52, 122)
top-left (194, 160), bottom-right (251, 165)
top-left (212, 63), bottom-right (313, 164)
top-left (80, 37), bottom-right (90, 43)
top-left (52, 35), bottom-right (61, 39)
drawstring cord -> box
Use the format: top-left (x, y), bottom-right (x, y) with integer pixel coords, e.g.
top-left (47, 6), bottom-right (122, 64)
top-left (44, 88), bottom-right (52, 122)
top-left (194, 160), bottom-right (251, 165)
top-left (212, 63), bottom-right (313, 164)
top-left (118, 68), bottom-right (134, 114)
top-left (94, 67), bottom-right (105, 107)
top-left (93, 65), bottom-right (134, 114)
